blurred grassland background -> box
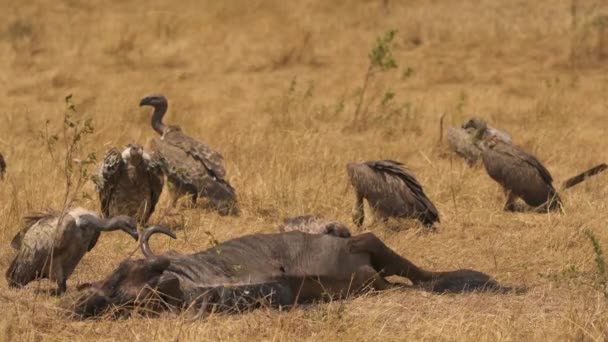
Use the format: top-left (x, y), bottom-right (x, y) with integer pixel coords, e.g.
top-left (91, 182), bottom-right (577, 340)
top-left (0, 0), bottom-right (607, 340)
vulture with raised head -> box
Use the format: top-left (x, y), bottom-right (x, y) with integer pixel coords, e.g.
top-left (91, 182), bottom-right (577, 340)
top-left (140, 94), bottom-right (238, 216)
top-left (93, 144), bottom-right (163, 224)
top-left (346, 160), bottom-right (439, 227)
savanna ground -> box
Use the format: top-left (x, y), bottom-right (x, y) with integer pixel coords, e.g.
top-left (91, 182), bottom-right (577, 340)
top-left (0, 0), bottom-right (607, 340)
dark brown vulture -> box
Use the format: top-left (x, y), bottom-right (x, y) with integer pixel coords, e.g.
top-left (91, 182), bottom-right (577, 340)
top-left (93, 144), bottom-right (164, 225)
top-left (346, 160), bottom-right (439, 227)
top-left (6, 208), bottom-right (138, 294)
top-left (139, 94), bottom-right (238, 216)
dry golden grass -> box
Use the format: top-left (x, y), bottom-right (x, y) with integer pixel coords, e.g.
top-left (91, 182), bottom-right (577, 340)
top-left (1, 0), bottom-right (608, 340)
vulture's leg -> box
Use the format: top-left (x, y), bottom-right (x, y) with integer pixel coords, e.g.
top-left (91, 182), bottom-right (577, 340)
top-left (169, 187), bottom-right (181, 208)
top-left (54, 268), bottom-right (67, 296)
top-left (503, 190), bottom-right (517, 212)
top-left (348, 232), bottom-right (498, 292)
top-left (352, 192), bottom-right (365, 227)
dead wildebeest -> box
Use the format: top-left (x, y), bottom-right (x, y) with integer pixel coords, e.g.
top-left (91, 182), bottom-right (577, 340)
top-left (63, 226), bottom-right (517, 319)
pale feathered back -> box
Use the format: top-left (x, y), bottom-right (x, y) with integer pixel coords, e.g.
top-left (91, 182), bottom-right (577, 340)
top-left (6, 208), bottom-right (138, 294)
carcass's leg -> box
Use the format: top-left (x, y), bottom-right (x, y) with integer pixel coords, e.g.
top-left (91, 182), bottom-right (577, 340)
top-left (352, 192), bottom-right (365, 227)
top-left (353, 264), bottom-right (392, 291)
top-left (348, 232), bottom-right (433, 283)
top-left (348, 233), bottom-right (497, 292)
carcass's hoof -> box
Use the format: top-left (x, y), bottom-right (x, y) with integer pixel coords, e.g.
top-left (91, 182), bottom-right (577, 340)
top-left (421, 269), bottom-right (510, 293)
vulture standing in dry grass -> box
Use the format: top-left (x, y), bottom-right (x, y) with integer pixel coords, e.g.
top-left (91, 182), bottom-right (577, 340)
top-left (346, 160), bottom-right (439, 228)
top-left (447, 117), bottom-right (512, 165)
top-left (140, 94), bottom-right (238, 216)
top-left (278, 215), bottom-right (352, 237)
top-left (93, 144), bottom-right (164, 225)
top-left (6, 208), bottom-right (138, 294)
top-left (470, 121), bottom-right (607, 212)
top-left (0, 151), bottom-right (6, 180)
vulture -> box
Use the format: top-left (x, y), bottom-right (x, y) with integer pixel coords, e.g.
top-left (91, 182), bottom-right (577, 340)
top-left (470, 121), bottom-right (607, 212)
top-left (447, 117), bottom-right (512, 166)
top-left (140, 94), bottom-right (238, 216)
top-left (6, 208), bottom-right (138, 294)
top-left (479, 137), bottom-right (563, 211)
top-left (93, 144), bottom-right (164, 225)
top-left (346, 160), bottom-right (439, 228)
top-left (0, 151), bottom-right (6, 180)
top-left (278, 215), bottom-right (352, 237)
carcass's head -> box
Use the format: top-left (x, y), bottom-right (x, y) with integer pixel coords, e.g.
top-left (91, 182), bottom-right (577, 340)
top-left (61, 256), bottom-right (183, 319)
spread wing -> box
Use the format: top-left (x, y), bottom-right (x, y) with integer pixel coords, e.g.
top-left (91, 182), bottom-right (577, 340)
top-left (163, 128), bottom-right (226, 179)
top-left (93, 148), bottom-right (124, 217)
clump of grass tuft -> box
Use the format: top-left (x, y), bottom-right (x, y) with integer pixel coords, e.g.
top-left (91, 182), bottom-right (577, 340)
top-left (583, 229), bottom-right (608, 299)
top-left (41, 94), bottom-right (96, 219)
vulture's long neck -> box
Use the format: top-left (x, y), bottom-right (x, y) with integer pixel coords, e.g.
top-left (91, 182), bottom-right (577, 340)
top-left (151, 104), bottom-right (168, 136)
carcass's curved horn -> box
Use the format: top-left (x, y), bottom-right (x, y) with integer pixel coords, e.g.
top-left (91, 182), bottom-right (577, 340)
top-left (141, 226), bottom-right (176, 258)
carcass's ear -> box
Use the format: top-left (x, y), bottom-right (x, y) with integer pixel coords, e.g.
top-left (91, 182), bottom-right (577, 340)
top-left (147, 256), bottom-right (170, 273)
top-left (157, 274), bottom-right (184, 306)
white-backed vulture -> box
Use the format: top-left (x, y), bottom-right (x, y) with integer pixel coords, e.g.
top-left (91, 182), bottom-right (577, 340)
top-left (447, 117), bottom-right (512, 166)
top-left (6, 208), bottom-right (138, 294)
top-left (470, 121), bottom-right (607, 212)
top-left (278, 215), bottom-right (352, 237)
top-left (139, 94), bottom-right (238, 216)
top-left (479, 137), bottom-right (563, 211)
top-left (346, 160), bottom-right (439, 227)
top-left (93, 144), bottom-right (164, 224)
